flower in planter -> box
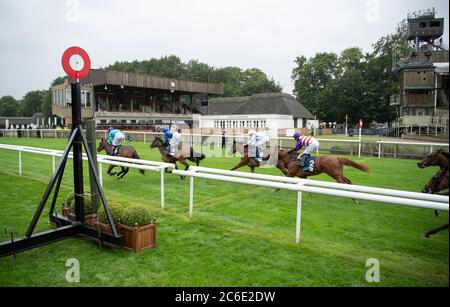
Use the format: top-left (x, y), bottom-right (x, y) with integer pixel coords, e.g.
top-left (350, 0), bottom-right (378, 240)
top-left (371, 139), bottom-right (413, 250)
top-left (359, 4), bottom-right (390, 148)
top-left (66, 191), bottom-right (97, 215)
top-left (97, 202), bottom-right (125, 224)
top-left (120, 205), bottom-right (154, 228)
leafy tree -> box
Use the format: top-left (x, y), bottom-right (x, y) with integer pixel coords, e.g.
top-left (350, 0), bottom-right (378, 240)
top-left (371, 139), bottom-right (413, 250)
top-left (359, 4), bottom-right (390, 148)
top-left (18, 90), bottom-right (46, 117)
top-left (105, 56), bottom-right (281, 98)
top-left (0, 95), bottom-right (19, 117)
top-left (292, 19), bottom-right (410, 126)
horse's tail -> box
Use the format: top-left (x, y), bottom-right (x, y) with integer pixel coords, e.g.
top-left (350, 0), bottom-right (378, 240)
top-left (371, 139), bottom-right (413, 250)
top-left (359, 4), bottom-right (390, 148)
top-left (338, 158), bottom-right (369, 173)
top-left (133, 151), bottom-right (145, 175)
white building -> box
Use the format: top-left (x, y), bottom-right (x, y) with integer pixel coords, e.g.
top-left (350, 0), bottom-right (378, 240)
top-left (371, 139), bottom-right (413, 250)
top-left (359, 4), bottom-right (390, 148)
top-left (195, 93), bottom-right (315, 135)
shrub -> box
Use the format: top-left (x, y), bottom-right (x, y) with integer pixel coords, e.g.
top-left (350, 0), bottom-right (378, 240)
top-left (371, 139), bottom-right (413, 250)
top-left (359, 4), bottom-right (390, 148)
top-left (121, 205), bottom-right (153, 227)
top-left (67, 192), bottom-right (97, 215)
top-left (65, 191), bottom-right (75, 208)
top-left (97, 202), bottom-right (124, 224)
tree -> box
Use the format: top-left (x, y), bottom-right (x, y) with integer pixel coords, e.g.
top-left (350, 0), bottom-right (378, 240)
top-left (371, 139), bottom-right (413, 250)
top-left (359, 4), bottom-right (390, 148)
top-left (292, 52), bottom-right (339, 122)
top-left (18, 90), bottom-right (46, 117)
top-left (291, 19), bottom-right (410, 126)
top-left (0, 95), bottom-right (19, 117)
top-left (105, 56), bottom-right (281, 98)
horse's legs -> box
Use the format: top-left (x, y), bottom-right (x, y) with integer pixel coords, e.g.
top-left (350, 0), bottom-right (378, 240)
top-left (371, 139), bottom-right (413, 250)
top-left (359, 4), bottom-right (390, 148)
top-left (107, 165), bottom-right (117, 176)
top-left (119, 167), bottom-right (129, 180)
top-left (116, 167), bottom-right (125, 179)
top-left (231, 158), bottom-right (251, 171)
top-left (250, 166), bottom-right (255, 173)
top-left (424, 224), bottom-right (449, 238)
top-left (276, 160), bottom-right (288, 176)
top-left (330, 171), bottom-right (358, 204)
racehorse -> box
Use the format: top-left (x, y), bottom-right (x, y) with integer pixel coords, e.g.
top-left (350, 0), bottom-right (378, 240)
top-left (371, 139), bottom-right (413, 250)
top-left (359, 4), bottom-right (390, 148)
top-left (278, 149), bottom-right (369, 184)
top-left (422, 169), bottom-right (449, 238)
top-left (97, 138), bottom-right (145, 179)
top-left (229, 140), bottom-right (271, 173)
top-left (422, 169), bottom-right (449, 195)
top-left (150, 137), bottom-right (205, 179)
top-left (418, 149), bottom-right (449, 170)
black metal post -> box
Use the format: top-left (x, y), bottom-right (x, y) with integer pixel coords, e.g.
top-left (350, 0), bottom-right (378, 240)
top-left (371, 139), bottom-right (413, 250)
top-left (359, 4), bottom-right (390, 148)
top-left (48, 155), bottom-right (69, 216)
top-left (79, 131), bottom-right (119, 237)
top-left (25, 128), bottom-right (77, 237)
top-left (71, 82), bottom-right (85, 223)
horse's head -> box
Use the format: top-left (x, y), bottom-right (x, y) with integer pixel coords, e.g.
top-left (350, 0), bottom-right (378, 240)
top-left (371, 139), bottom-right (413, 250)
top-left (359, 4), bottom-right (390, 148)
top-left (97, 138), bottom-right (108, 152)
top-left (422, 170), bottom-right (449, 194)
top-left (418, 149), bottom-right (447, 168)
top-left (150, 137), bottom-right (163, 149)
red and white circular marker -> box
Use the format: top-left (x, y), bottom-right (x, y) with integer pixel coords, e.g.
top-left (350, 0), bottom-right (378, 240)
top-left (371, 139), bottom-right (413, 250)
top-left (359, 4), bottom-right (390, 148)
top-left (359, 119), bottom-right (363, 128)
top-left (61, 46), bottom-right (91, 79)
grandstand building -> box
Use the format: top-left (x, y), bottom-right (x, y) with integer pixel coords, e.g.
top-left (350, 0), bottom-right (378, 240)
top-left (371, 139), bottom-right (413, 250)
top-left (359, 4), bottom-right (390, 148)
top-left (51, 69), bottom-right (223, 130)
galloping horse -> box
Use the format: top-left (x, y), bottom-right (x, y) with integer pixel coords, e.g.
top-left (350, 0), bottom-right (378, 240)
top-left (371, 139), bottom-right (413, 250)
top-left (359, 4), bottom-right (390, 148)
top-left (150, 137), bottom-right (205, 179)
top-left (422, 169), bottom-right (449, 238)
top-left (418, 149), bottom-right (449, 170)
top-left (278, 149), bottom-right (369, 184)
top-left (229, 140), bottom-right (270, 173)
top-left (422, 169), bottom-right (449, 195)
top-left (97, 138), bottom-right (145, 179)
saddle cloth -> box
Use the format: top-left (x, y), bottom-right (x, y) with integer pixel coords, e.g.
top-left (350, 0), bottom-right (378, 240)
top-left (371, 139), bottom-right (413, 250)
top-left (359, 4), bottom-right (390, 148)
top-left (301, 156), bottom-right (316, 173)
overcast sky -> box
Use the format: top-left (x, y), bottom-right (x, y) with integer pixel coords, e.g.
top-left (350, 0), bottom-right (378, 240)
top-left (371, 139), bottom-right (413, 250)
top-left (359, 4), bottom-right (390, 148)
top-left (0, 0), bottom-right (448, 99)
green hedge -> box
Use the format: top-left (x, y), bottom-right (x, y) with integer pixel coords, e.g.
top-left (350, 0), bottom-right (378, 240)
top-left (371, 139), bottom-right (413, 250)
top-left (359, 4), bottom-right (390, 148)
top-left (121, 205), bottom-right (153, 227)
top-left (66, 191), bottom-right (97, 215)
top-left (97, 202), bottom-right (125, 224)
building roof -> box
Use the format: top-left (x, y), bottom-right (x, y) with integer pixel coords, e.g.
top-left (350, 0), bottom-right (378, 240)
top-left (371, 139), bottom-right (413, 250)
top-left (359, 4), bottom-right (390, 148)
top-left (0, 113), bottom-right (44, 125)
top-left (206, 93), bottom-right (314, 118)
top-left (79, 69), bottom-right (223, 95)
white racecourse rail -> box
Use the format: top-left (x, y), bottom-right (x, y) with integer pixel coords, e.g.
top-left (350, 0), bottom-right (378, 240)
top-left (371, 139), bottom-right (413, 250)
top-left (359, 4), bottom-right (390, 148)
top-left (377, 140), bottom-right (449, 159)
top-left (0, 143), bottom-right (448, 244)
top-left (0, 143), bottom-right (175, 209)
top-left (173, 167), bottom-right (448, 243)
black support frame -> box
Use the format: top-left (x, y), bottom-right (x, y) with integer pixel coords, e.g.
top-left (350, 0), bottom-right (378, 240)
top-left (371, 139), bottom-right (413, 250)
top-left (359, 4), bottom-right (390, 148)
top-left (0, 81), bottom-right (122, 259)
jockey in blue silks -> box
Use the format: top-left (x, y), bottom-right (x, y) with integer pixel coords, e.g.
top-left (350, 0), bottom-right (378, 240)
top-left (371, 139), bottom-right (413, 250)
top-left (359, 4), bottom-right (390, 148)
top-left (162, 128), bottom-right (173, 154)
top-left (108, 127), bottom-right (125, 156)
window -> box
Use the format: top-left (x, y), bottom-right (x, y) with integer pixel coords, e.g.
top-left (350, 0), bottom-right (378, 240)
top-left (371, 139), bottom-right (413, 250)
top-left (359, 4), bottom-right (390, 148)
top-left (430, 21), bottom-right (441, 27)
top-left (86, 92), bottom-right (91, 107)
top-left (100, 120), bottom-right (107, 124)
top-left (419, 22), bottom-right (427, 28)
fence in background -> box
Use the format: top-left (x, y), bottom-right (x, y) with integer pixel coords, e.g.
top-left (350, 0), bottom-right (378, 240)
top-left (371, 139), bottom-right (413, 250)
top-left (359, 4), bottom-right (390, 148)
top-left (1, 128), bottom-right (449, 159)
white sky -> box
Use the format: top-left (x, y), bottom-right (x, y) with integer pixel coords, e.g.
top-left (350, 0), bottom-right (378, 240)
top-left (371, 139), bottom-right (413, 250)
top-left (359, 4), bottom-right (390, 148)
top-left (0, 0), bottom-right (449, 99)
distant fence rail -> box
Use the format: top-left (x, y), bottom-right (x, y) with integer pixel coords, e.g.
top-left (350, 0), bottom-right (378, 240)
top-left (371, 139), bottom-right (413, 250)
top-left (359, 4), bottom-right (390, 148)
top-left (1, 129), bottom-right (448, 159)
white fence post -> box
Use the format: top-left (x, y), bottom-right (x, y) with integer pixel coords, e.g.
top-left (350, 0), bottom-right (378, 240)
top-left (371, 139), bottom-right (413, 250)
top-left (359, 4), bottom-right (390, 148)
top-left (189, 176), bottom-right (194, 219)
top-left (358, 128), bottom-right (362, 158)
top-left (52, 156), bottom-right (55, 174)
top-left (160, 167), bottom-right (165, 209)
top-left (144, 133), bottom-right (147, 144)
top-left (19, 150), bottom-right (22, 176)
top-left (296, 191), bottom-right (302, 243)
top-left (378, 143), bottom-right (381, 159)
top-left (99, 162), bottom-right (103, 187)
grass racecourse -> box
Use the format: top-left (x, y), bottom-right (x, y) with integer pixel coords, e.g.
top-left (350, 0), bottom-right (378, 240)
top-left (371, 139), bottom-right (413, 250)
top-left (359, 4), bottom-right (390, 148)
top-left (0, 137), bottom-right (448, 287)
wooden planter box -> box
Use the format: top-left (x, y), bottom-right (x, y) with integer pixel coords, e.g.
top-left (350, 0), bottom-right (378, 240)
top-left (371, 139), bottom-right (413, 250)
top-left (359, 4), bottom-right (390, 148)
top-left (118, 223), bottom-right (157, 252)
top-left (94, 221), bottom-right (119, 235)
top-left (61, 205), bottom-right (97, 226)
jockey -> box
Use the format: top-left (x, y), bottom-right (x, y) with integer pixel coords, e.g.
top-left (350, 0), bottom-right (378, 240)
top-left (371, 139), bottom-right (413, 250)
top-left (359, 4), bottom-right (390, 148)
top-left (247, 130), bottom-right (270, 162)
top-left (288, 131), bottom-right (319, 167)
top-left (108, 127), bottom-right (125, 156)
top-left (162, 127), bottom-right (173, 153)
top-left (168, 129), bottom-right (182, 157)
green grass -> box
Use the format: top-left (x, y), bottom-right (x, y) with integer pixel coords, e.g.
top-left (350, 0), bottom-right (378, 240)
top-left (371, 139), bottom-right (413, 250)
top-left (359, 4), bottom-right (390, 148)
top-left (0, 137), bottom-right (448, 287)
